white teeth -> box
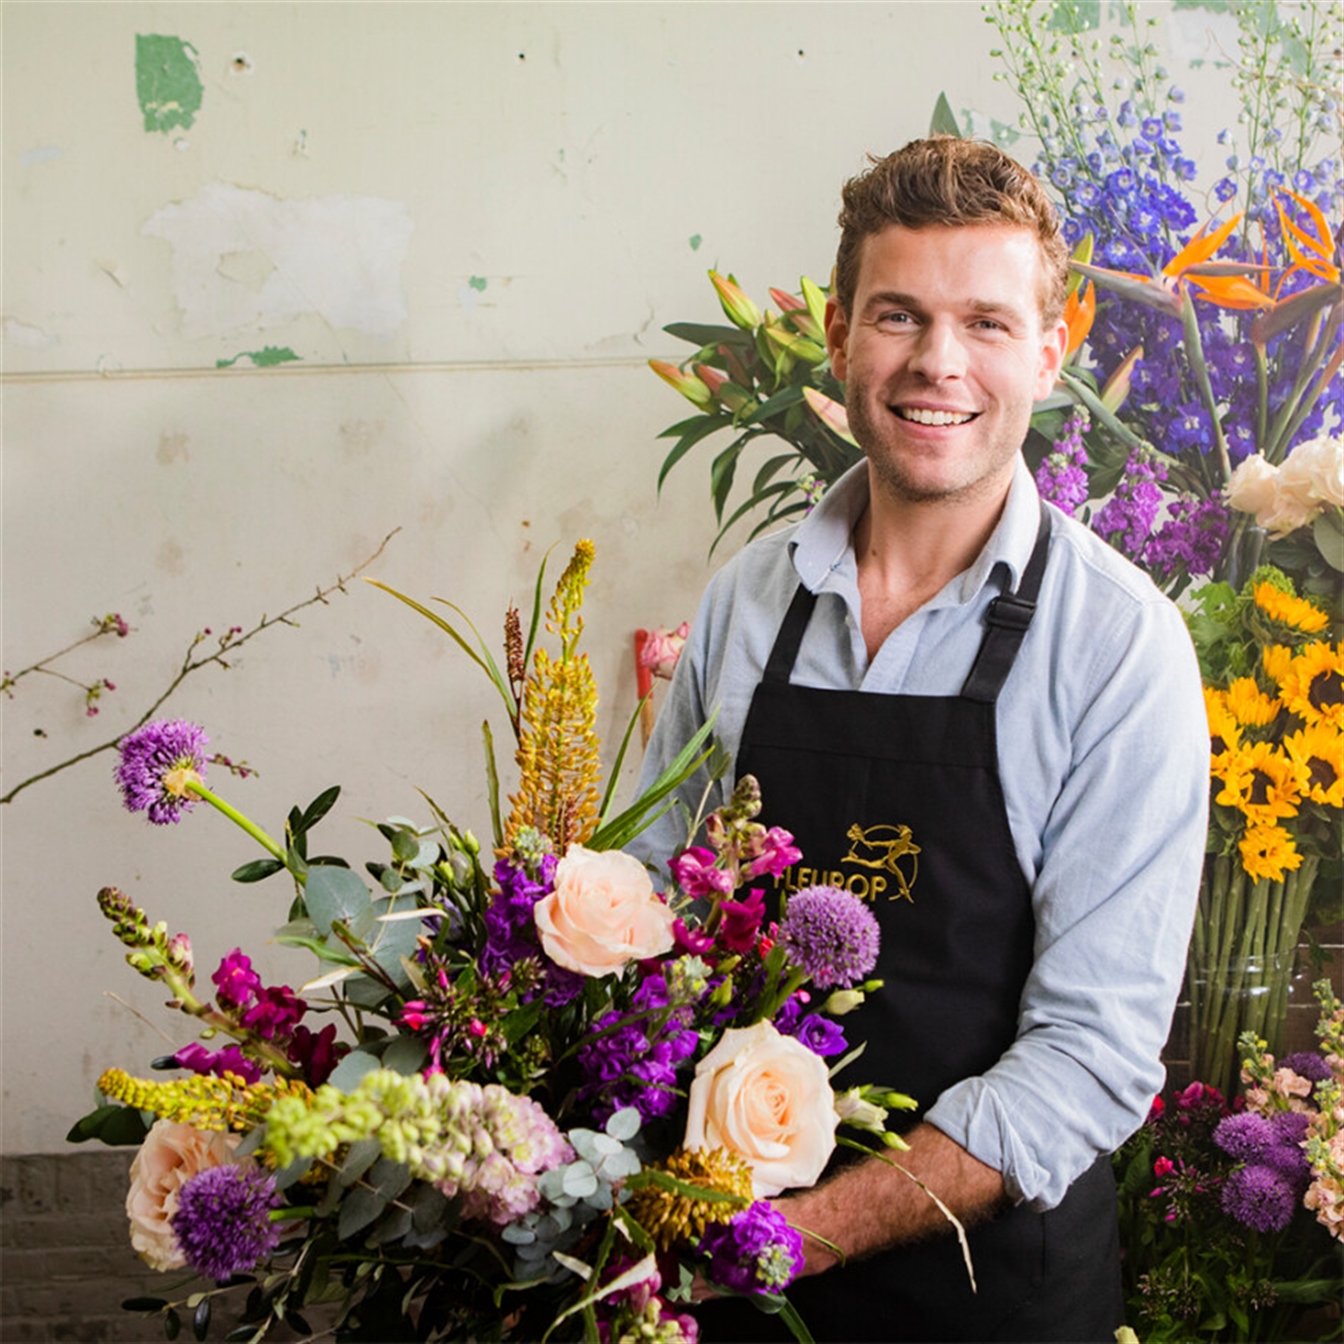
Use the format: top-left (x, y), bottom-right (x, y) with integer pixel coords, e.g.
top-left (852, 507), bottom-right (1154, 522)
top-left (896, 407), bottom-right (975, 426)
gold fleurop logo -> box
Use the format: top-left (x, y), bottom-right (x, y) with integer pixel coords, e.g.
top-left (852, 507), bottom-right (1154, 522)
top-left (773, 821), bottom-right (920, 903)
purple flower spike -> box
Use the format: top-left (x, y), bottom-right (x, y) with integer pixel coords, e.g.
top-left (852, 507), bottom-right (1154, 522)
top-left (172, 1163), bottom-right (282, 1280)
top-left (115, 719), bottom-right (209, 824)
top-left (699, 1201), bottom-right (805, 1294)
top-left (778, 886), bottom-right (880, 989)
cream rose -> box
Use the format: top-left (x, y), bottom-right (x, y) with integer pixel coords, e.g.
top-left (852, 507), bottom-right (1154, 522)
top-left (1278, 433), bottom-right (1343, 509)
top-left (533, 844), bottom-right (675, 977)
top-left (127, 1119), bottom-right (240, 1270)
top-left (1226, 454), bottom-right (1282, 519)
top-left (683, 1020), bottom-right (839, 1196)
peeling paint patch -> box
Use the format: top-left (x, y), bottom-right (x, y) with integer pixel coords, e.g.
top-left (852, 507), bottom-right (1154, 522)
top-left (157, 431), bottom-right (189, 464)
top-left (136, 34), bottom-right (203, 134)
top-left (689, 234), bottom-right (702, 251)
top-left (469, 276), bottom-right (488, 292)
top-left (216, 346), bottom-right (301, 369)
top-left (142, 183), bottom-right (413, 339)
top-left (4, 318), bottom-right (59, 348)
top-left (21, 146), bottom-right (62, 167)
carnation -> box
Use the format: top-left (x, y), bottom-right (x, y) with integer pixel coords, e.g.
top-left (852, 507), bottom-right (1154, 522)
top-left (171, 1163), bottom-right (282, 1281)
top-left (777, 886), bottom-right (880, 989)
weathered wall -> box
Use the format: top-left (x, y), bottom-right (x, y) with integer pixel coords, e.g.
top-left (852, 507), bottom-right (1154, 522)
top-left (3, 1), bottom-right (1246, 1162)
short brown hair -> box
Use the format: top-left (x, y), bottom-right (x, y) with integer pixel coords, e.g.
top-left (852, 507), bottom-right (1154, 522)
top-left (834, 136), bottom-right (1068, 323)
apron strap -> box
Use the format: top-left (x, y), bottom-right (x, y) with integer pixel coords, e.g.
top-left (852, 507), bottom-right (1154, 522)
top-left (959, 500), bottom-right (1053, 704)
top-left (763, 501), bottom-right (1054, 699)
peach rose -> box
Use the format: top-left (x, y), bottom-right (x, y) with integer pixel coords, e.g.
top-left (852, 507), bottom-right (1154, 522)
top-left (683, 1020), bottom-right (838, 1196)
top-left (533, 845), bottom-right (675, 977)
top-left (640, 623), bottom-right (690, 681)
top-left (127, 1119), bottom-right (240, 1270)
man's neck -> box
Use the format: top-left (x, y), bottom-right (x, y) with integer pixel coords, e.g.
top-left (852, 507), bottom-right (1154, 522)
top-left (853, 463), bottom-right (1014, 661)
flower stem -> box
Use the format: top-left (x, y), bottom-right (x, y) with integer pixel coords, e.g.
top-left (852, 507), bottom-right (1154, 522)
top-left (186, 781), bottom-right (286, 862)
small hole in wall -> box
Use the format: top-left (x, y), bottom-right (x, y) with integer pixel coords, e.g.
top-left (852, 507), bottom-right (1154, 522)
top-left (517, 52), bottom-right (526, 62)
top-left (230, 51), bottom-right (254, 74)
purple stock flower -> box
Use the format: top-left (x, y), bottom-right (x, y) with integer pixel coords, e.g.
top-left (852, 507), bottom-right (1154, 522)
top-left (483, 856), bottom-right (582, 1006)
top-left (698, 1201), bottom-right (805, 1294)
top-left (172, 1042), bottom-right (263, 1086)
top-left (240, 984), bottom-right (306, 1040)
top-left (212, 949), bottom-right (262, 1010)
top-left (576, 972), bottom-right (698, 1124)
top-left (1220, 1163), bottom-right (1298, 1233)
top-left (115, 719), bottom-right (209, 824)
top-left (670, 847), bottom-right (734, 899)
top-left (718, 888), bottom-right (765, 953)
top-left (288, 1022), bottom-right (347, 1087)
top-left (1035, 408), bottom-right (1090, 516)
top-left (1095, 453), bottom-right (1167, 561)
top-left (744, 828), bottom-right (802, 881)
top-left (777, 886), bottom-right (880, 989)
top-left (172, 1163), bottom-right (282, 1280)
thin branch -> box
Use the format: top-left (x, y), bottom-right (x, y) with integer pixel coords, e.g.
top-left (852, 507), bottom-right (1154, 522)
top-left (1, 530), bottom-right (399, 806)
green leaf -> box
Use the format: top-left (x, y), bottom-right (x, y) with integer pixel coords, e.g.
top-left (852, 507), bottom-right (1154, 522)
top-left (710, 437), bottom-right (745, 522)
top-left (299, 785), bottom-right (341, 833)
top-left (304, 866), bottom-right (372, 935)
top-left (368, 1156), bottom-right (413, 1202)
top-left (928, 92), bottom-right (960, 137)
top-left (663, 321), bottom-right (747, 347)
top-left (389, 827), bottom-right (420, 864)
top-left (337, 1184), bottom-right (388, 1239)
top-left (326, 1048), bottom-right (381, 1092)
top-left (231, 858), bottom-right (285, 884)
top-left (67, 1104), bottom-right (150, 1146)
top-left (753, 384), bottom-right (806, 421)
top-left (1313, 510), bottom-right (1344, 571)
top-left (336, 1137), bottom-right (383, 1187)
top-left (657, 415), bottom-right (733, 494)
top-left (381, 1034), bottom-right (429, 1075)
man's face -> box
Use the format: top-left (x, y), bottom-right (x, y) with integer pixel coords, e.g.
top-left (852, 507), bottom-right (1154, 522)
top-left (826, 223), bottom-right (1067, 508)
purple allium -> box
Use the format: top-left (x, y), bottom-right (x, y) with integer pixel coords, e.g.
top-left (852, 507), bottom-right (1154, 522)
top-left (1219, 1163), bottom-right (1298, 1233)
top-left (171, 1163), bottom-right (282, 1281)
top-left (115, 719), bottom-right (209, 824)
top-left (1282, 1052), bottom-right (1332, 1085)
top-left (777, 886), bottom-right (880, 989)
top-left (212, 949), bottom-right (262, 1010)
top-left (698, 1201), bottom-right (805, 1294)
top-left (1214, 1112), bottom-right (1277, 1162)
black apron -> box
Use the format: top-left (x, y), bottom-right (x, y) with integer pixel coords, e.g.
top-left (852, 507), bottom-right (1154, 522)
top-left (698, 506), bottom-right (1123, 1343)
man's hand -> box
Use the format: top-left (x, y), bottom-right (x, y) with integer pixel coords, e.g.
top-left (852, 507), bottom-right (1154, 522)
top-left (773, 1122), bottom-right (1008, 1277)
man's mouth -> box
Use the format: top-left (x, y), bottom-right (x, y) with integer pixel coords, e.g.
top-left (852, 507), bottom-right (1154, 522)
top-left (893, 407), bottom-right (978, 427)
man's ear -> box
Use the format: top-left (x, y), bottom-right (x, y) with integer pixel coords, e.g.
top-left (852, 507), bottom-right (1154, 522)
top-left (825, 295), bottom-right (850, 383)
top-left (1035, 316), bottom-right (1069, 400)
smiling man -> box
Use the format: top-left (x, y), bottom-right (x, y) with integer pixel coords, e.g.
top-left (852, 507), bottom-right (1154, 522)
top-left (633, 137), bottom-right (1208, 1341)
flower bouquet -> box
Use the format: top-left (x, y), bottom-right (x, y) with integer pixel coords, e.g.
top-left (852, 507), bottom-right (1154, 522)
top-left (70, 542), bottom-right (927, 1343)
top-left (1185, 567), bottom-right (1342, 1099)
top-left (1112, 980), bottom-right (1344, 1341)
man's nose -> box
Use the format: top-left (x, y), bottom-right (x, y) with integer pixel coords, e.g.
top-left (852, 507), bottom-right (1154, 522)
top-left (907, 320), bottom-right (966, 382)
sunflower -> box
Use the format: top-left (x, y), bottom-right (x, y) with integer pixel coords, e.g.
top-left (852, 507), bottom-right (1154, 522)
top-left (1204, 686), bottom-right (1242, 774)
top-left (1284, 722), bottom-right (1344, 808)
top-left (1238, 822), bottom-right (1305, 883)
top-left (1278, 642), bottom-right (1344, 730)
top-left (1252, 580), bottom-right (1330, 635)
top-left (1224, 676), bottom-right (1281, 728)
top-left (1216, 740), bottom-right (1305, 824)
top-left (1262, 643), bottom-right (1296, 688)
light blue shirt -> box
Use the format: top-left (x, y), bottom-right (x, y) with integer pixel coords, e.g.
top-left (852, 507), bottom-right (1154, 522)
top-left (633, 457), bottom-right (1208, 1210)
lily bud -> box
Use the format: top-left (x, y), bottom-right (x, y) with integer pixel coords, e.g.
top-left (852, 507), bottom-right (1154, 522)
top-left (709, 977), bottom-right (735, 1009)
top-left (800, 275), bottom-right (828, 337)
top-left (770, 287), bottom-right (821, 341)
top-left (835, 1087), bottom-right (888, 1132)
top-left (648, 359), bottom-right (715, 412)
top-left (709, 271), bottom-right (762, 330)
top-left (764, 321), bottom-right (826, 366)
top-left (802, 387), bottom-right (859, 447)
top-left (693, 364), bottom-right (755, 415)
top-left (823, 989), bottom-right (865, 1016)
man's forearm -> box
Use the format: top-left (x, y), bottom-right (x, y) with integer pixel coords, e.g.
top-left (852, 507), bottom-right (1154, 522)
top-left (776, 1122), bottom-right (1008, 1276)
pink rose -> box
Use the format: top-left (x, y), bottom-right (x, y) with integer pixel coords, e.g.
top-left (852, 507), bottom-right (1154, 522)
top-left (126, 1119), bottom-right (240, 1270)
top-left (640, 623), bottom-right (690, 681)
top-left (533, 845), bottom-right (676, 977)
top-left (683, 1020), bottom-right (838, 1196)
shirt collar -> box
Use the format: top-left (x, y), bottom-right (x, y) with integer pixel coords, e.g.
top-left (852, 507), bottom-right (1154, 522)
top-left (789, 456), bottom-right (1043, 602)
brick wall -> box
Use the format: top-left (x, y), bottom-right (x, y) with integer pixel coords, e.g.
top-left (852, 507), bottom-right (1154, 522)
top-left (0, 1149), bottom-right (210, 1343)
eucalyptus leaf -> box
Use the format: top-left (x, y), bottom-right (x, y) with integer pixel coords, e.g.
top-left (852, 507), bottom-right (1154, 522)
top-left (368, 1156), bottom-right (413, 1201)
top-left (273, 1156), bottom-right (313, 1191)
top-left (326, 1048), bottom-right (382, 1092)
top-left (1313, 511), bottom-right (1344, 571)
top-left (381, 1033), bottom-right (429, 1076)
top-left (337, 1137), bottom-right (384, 1187)
top-left (304, 866), bottom-right (373, 936)
top-left (337, 1184), bottom-right (387, 1239)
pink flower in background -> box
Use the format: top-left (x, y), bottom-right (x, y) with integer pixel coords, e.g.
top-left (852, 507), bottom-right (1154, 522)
top-left (669, 846), bottom-right (734, 899)
top-left (639, 623), bottom-right (690, 680)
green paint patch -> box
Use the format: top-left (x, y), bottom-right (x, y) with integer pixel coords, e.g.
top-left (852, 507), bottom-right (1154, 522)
top-left (468, 275), bottom-right (488, 292)
top-left (689, 234), bottom-right (702, 251)
top-left (136, 34), bottom-right (203, 134)
top-left (1046, 0), bottom-right (1101, 31)
top-left (216, 346), bottom-right (301, 369)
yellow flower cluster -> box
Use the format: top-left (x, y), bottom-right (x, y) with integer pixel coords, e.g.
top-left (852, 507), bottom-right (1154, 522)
top-left (506, 540), bottom-right (603, 854)
top-left (97, 1066), bottom-right (311, 1133)
top-left (1205, 624), bottom-right (1343, 882)
top-left (623, 1146), bottom-right (754, 1251)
